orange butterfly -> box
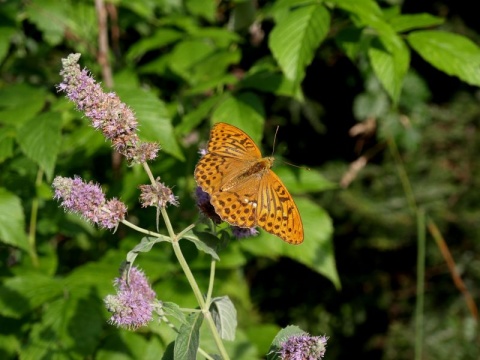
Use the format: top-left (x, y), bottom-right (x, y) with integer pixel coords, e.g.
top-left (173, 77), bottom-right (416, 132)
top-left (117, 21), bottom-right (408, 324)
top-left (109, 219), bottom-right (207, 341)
top-left (194, 122), bottom-right (303, 244)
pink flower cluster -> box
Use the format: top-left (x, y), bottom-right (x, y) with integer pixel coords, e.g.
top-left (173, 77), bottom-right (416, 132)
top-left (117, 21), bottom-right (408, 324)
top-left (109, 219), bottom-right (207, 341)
top-left (58, 53), bottom-right (159, 163)
top-left (53, 176), bottom-right (126, 229)
top-left (104, 267), bottom-right (157, 330)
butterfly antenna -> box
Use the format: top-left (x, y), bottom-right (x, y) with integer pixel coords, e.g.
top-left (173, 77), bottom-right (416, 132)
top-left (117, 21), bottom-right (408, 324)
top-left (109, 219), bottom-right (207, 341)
top-left (271, 125), bottom-right (280, 157)
top-left (271, 125), bottom-right (310, 170)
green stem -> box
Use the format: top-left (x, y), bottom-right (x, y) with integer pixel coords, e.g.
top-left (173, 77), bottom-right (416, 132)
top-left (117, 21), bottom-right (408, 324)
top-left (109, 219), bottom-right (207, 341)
top-left (169, 224), bottom-right (229, 359)
top-left (206, 260), bottom-right (216, 306)
top-left (121, 219), bottom-right (169, 240)
top-left (387, 138), bottom-right (417, 215)
top-left (28, 169), bottom-right (42, 267)
top-left (414, 208), bottom-right (425, 360)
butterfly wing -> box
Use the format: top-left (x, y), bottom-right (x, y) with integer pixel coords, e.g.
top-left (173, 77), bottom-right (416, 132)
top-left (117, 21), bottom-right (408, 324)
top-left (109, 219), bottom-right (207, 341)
top-left (195, 153), bottom-right (255, 195)
top-left (209, 178), bottom-right (260, 228)
top-left (207, 122), bottom-right (262, 159)
top-left (195, 122), bottom-right (262, 196)
top-left (256, 170), bottom-right (304, 244)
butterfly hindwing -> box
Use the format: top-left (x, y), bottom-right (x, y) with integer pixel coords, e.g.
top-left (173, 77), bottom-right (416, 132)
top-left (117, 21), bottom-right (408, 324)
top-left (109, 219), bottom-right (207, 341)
top-left (256, 171), bottom-right (303, 244)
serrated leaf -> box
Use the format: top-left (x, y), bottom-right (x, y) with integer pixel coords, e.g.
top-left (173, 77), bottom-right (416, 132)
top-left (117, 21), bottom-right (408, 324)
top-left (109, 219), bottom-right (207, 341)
top-left (174, 312), bottom-right (204, 360)
top-left (181, 230), bottom-right (220, 261)
top-left (115, 85), bottom-right (184, 160)
top-left (368, 35), bottom-right (410, 103)
top-left (25, 0), bottom-right (70, 45)
top-left (331, 0), bottom-right (410, 102)
top-left (389, 13), bottom-right (444, 33)
top-left (408, 30), bottom-right (480, 86)
top-left (210, 296), bottom-right (237, 341)
top-left (17, 112), bottom-right (62, 180)
top-left (269, 3), bottom-right (330, 85)
top-left (0, 188), bottom-right (28, 251)
top-left (0, 273), bottom-right (63, 318)
top-left (211, 92), bottom-right (265, 145)
top-left (0, 84), bottom-right (47, 126)
top-left (162, 301), bottom-right (187, 325)
top-left (126, 236), bottom-right (171, 265)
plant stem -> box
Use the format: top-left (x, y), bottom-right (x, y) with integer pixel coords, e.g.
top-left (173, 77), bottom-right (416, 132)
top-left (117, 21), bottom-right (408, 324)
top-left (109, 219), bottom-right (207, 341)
top-left (414, 208), bottom-right (425, 360)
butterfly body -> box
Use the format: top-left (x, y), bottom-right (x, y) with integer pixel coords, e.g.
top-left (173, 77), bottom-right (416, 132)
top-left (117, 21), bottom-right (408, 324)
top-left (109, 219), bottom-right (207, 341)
top-left (195, 122), bottom-right (303, 244)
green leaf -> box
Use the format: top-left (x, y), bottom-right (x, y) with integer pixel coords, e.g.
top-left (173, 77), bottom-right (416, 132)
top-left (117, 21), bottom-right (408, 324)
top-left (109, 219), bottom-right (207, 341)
top-left (0, 27), bottom-right (15, 64)
top-left (274, 167), bottom-right (338, 193)
top-left (126, 236), bottom-right (171, 265)
top-left (21, 295), bottom-right (103, 358)
top-left (211, 92), bottom-right (265, 145)
top-left (185, 0), bottom-right (216, 22)
top-left (0, 84), bottom-right (47, 126)
top-left (0, 128), bottom-right (14, 163)
top-left (169, 40), bottom-right (216, 83)
top-left (408, 30), bottom-right (480, 86)
top-left (330, 0), bottom-right (383, 25)
top-left (335, 27), bottom-right (365, 61)
top-left (0, 273), bottom-right (63, 318)
top-left (389, 13), bottom-right (444, 33)
top-left (162, 301), bottom-right (187, 325)
top-left (210, 296), bottom-right (237, 341)
top-left (25, 0), bottom-right (70, 45)
top-left (115, 85), bottom-right (185, 160)
top-left (332, 0), bottom-right (410, 102)
top-left (126, 28), bottom-right (183, 62)
top-left (181, 230), bottom-right (220, 261)
top-left (0, 188), bottom-right (28, 251)
top-left (368, 35), bottom-right (410, 103)
top-left (175, 95), bottom-right (223, 136)
top-left (239, 70), bottom-right (303, 99)
top-left (17, 111), bottom-right (62, 180)
top-left (269, 3), bottom-right (330, 85)
top-left (174, 312), bottom-right (204, 360)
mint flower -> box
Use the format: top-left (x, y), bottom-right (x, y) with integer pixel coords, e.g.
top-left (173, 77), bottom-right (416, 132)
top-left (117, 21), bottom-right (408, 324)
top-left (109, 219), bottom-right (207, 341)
top-left (139, 178), bottom-right (179, 208)
top-left (231, 225), bottom-right (259, 239)
top-left (53, 176), bottom-right (126, 229)
top-left (104, 267), bottom-right (156, 330)
top-left (279, 334), bottom-right (328, 360)
top-left (195, 186), bottom-right (222, 224)
top-left (57, 53), bottom-right (159, 164)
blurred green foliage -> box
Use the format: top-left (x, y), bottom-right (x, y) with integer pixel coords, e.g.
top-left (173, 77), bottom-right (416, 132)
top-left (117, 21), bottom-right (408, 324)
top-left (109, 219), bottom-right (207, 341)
top-left (0, 0), bottom-right (479, 359)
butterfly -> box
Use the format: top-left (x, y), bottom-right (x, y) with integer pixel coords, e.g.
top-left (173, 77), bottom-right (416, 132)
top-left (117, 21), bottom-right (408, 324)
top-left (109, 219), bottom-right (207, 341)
top-left (194, 122), bottom-right (304, 244)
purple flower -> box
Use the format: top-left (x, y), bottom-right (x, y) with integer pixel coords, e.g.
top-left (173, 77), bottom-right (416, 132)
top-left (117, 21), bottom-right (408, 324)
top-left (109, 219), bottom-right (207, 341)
top-left (57, 53), bottom-right (159, 164)
top-left (104, 267), bottom-right (156, 330)
top-left (139, 178), bottom-right (179, 208)
top-left (231, 225), bottom-right (259, 239)
top-left (195, 186), bottom-right (222, 224)
top-left (52, 175), bottom-right (126, 229)
top-left (279, 334), bottom-right (328, 360)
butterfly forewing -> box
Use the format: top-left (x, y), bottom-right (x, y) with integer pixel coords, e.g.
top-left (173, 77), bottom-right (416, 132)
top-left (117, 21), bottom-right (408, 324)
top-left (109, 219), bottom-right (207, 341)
top-left (207, 122), bottom-right (262, 159)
